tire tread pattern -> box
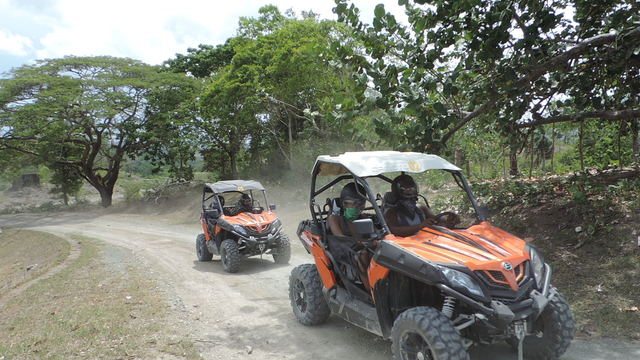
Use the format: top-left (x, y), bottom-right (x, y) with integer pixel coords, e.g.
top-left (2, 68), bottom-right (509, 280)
top-left (289, 264), bottom-right (330, 325)
top-left (391, 306), bottom-right (469, 360)
top-left (196, 233), bottom-right (213, 261)
top-left (273, 234), bottom-right (291, 264)
top-left (221, 239), bottom-right (241, 273)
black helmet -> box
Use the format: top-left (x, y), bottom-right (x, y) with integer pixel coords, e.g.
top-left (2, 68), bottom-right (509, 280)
top-left (340, 182), bottom-right (366, 208)
top-left (392, 174), bottom-right (418, 200)
top-left (240, 193), bottom-right (252, 207)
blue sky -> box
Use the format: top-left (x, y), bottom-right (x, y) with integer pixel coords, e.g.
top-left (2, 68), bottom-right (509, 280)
top-left (0, 0), bottom-right (405, 74)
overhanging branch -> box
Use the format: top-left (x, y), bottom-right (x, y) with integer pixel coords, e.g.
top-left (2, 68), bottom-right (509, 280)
top-left (441, 26), bottom-right (640, 145)
top-left (516, 109), bottom-right (640, 128)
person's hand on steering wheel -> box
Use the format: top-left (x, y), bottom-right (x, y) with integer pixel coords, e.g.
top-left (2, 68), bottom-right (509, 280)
top-left (435, 211), bottom-right (461, 228)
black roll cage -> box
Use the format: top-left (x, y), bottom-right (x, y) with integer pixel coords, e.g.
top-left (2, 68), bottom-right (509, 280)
top-left (202, 188), bottom-right (270, 213)
top-left (308, 164), bottom-right (486, 236)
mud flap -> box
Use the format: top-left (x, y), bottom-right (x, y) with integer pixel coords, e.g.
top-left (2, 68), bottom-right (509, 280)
top-left (324, 287), bottom-right (382, 336)
top-left (206, 241), bottom-right (220, 256)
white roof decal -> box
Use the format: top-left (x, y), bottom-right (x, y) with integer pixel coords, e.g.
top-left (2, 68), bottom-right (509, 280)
top-left (314, 151), bottom-right (460, 177)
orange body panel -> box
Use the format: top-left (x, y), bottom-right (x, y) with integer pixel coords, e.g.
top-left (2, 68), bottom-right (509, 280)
top-left (203, 211), bottom-right (279, 242)
top-left (200, 217), bottom-right (212, 241)
top-left (301, 230), bottom-right (337, 289)
top-left (372, 221), bottom-right (530, 291)
top-left (368, 259), bottom-right (390, 295)
top-left (221, 211), bottom-right (278, 231)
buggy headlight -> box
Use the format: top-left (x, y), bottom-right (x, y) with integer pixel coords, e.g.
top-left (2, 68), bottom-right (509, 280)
top-left (269, 219), bottom-right (282, 233)
top-left (528, 247), bottom-right (545, 288)
top-left (438, 266), bottom-right (484, 297)
top-left (232, 225), bottom-right (247, 236)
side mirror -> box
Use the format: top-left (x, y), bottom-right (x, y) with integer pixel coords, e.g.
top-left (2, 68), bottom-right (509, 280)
top-left (269, 204), bottom-right (276, 211)
top-left (352, 218), bottom-right (375, 235)
top-left (477, 205), bottom-right (489, 221)
top-left (204, 208), bottom-right (221, 219)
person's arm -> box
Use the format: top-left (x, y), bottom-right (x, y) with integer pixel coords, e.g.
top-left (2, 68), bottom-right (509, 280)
top-left (328, 215), bottom-right (346, 237)
top-left (385, 207), bottom-right (433, 237)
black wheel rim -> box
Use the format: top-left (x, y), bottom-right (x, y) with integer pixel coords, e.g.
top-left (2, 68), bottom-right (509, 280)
top-left (400, 331), bottom-right (434, 360)
top-left (293, 279), bottom-right (307, 313)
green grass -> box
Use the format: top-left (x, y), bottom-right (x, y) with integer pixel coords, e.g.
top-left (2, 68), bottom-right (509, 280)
top-left (0, 229), bottom-right (70, 296)
top-left (0, 235), bottom-right (200, 359)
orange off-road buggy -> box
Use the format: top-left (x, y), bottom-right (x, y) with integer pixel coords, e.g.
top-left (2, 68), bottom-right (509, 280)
top-left (196, 180), bottom-right (290, 273)
top-left (289, 151), bottom-right (575, 360)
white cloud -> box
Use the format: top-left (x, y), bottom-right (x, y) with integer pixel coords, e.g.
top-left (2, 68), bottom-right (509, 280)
top-left (0, 29), bottom-right (33, 56)
top-left (5, 0), bottom-right (407, 69)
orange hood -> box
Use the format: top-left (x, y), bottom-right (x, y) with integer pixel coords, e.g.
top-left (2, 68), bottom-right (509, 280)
top-left (221, 211), bottom-right (278, 232)
top-left (384, 221), bottom-right (530, 290)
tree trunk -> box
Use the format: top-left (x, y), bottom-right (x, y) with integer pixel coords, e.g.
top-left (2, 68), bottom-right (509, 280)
top-left (509, 143), bottom-right (519, 176)
top-left (529, 130), bottom-right (535, 179)
top-left (63, 192), bottom-right (69, 206)
top-left (551, 123), bottom-right (556, 173)
top-left (98, 187), bottom-right (113, 207)
top-left (287, 114), bottom-right (293, 169)
top-left (579, 122), bottom-right (584, 171)
top-left (618, 121), bottom-right (623, 167)
top-left (633, 119), bottom-right (639, 164)
top-left (229, 151), bottom-right (238, 179)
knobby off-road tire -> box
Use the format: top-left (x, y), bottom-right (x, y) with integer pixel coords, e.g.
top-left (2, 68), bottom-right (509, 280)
top-left (272, 234), bottom-right (291, 264)
top-left (513, 287), bottom-right (575, 360)
top-left (391, 306), bottom-right (469, 360)
top-left (196, 233), bottom-right (213, 261)
top-left (220, 239), bottom-right (241, 273)
top-left (289, 264), bottom-right (330, 325)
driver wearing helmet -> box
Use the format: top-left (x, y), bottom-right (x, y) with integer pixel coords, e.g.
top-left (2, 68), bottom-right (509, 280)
top-left (228, 193), bottom-right (254, 216)
top-left (384, 174), bottom-right (460, 237)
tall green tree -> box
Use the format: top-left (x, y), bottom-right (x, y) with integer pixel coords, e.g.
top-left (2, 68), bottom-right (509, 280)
top-left (0, 56), bottom-right (196, 206)
top-left (334, 0), bottom-right (640, 174)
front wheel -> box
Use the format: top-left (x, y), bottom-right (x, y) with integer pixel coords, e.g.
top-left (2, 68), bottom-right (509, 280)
top-left (220, 239), bottom-right (240, 273)
top-left (289, 264), bottom-right (330, 325)
top-left (391, 306), bottom-right (469, 360)
top-left (272, 234), bottom-right (291, 264)
top-left (196, 233), bottom-right (213, 261)
top-left (511, 287), bottom-right (575, 360)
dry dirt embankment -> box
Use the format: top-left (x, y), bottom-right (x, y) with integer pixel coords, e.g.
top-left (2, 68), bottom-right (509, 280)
top-left (1, 200), bottom-right (639, 360)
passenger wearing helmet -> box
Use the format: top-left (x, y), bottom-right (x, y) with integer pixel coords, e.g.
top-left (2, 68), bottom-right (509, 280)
top-left (328, 182), bottom-right (376, 292)
top-left (384, 174), bottom-right (459, 237)
top-left (228, 193), bottom-right (255, 216)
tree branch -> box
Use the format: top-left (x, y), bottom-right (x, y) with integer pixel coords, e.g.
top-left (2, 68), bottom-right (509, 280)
top-left (441, 26), bottom-right (640, 145)
top-left (264, 94), bottom-right (320, 130)
top-left (516, 109), bottom-right (640, 128)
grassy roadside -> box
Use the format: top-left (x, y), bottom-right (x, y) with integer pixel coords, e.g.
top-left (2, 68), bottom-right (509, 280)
top-left (0, 228), bottom-right (70, 296)
top-left (0, 234), bottom-right (199, 359)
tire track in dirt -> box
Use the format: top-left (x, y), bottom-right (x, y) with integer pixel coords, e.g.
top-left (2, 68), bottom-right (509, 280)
top-left (0, 233), bottom-right (82, 308)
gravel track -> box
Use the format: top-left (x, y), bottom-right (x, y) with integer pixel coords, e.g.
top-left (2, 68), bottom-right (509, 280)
top-left (1, 209), bottom-right (638, 360)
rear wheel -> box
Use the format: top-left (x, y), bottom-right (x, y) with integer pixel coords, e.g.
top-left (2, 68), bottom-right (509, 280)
top-left (509, 287), bottom-right (575, 360)
top-left (289, 264), bottom-right (330, 325)
top-left (196, 233), bottom-right (213, 261)
top-left (220, 239), bottom-right (240, 273)
top-left (391, 306), bottom-right (469, 360)
top-left (272, 234), bottom-right (291, 264)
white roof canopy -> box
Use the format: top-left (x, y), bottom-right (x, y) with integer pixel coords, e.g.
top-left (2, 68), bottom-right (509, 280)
top-left (314, 151), bottom-right (461, 177)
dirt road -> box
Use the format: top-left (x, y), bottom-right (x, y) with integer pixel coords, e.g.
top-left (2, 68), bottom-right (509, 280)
top-left (1, 209), bottom-right (638, 360)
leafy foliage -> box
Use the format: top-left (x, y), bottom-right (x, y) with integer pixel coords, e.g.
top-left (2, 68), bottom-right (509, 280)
top-left (0, 56), bottom-right (196, 206)
top-left (333, 0), bottom-right (640, 156)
